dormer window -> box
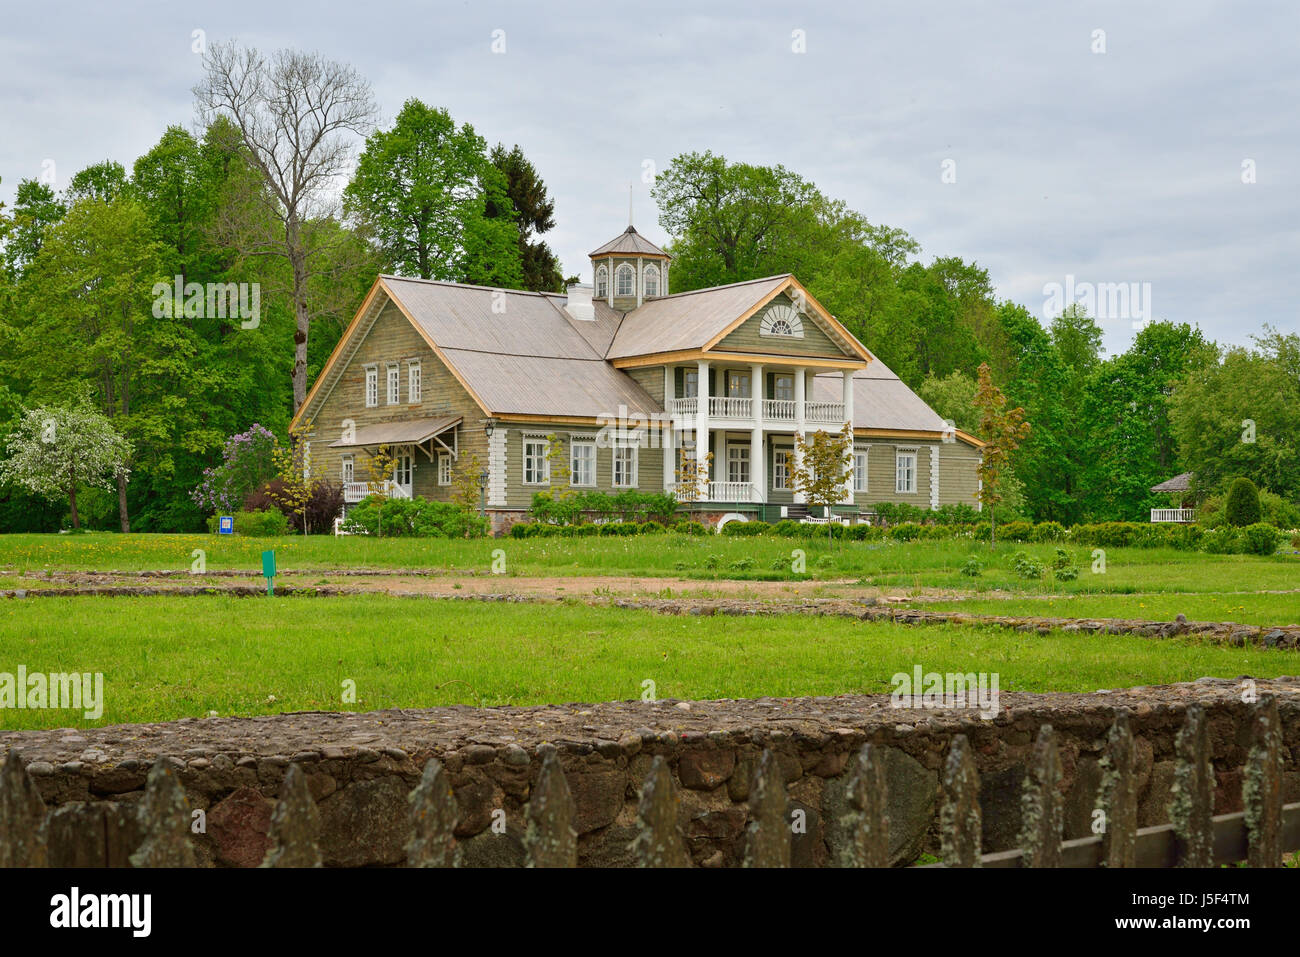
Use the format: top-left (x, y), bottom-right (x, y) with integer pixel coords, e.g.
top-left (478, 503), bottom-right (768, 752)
top-left (615, 263), bottom-right (635, 297)
top-left (644, 264), bottom-right (660, 298)
top-left (595, 264), bottom-right (608, 298)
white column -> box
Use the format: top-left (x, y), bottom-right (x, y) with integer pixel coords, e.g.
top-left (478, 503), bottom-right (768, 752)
top-left (792, 367), bottom-right (806, 504)
top-left (841, 369), bottom-right (856, 505)
top-left (696, 359), bottom-right (710, 500)
top-left (750, 363), bottom-right (765, 503)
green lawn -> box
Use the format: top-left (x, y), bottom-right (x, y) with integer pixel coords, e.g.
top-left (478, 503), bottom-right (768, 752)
top-left (0, 594), bottom-right (1295, 730)
top-left (911, 593), bottom-right (1300, 627)
top-left (2, 532), bottom-right (1297, 595)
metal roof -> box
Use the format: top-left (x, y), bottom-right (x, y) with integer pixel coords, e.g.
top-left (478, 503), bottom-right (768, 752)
top-left (813, 359), bottom-right (952, 434)
top-left (1150, 472), bottom-right (1194, 493)
top-left (328, 414), bottom-right (461, 448)
top-left (439, 350), bottom-right (659, 418)
top-left (588, 225), bottom-right (670, 258)
top-left (606, 275), bottom-right (793, 359)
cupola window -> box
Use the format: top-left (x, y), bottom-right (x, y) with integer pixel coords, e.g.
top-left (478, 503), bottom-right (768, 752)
top-left (644, 264), bottom-right (660, 297)
top-left (615, 263), bottom-right (635, 297)
top-left (595, 264), bottom-right (608, 298)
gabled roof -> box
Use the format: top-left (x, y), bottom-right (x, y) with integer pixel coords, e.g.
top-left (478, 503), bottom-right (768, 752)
top-left (1150, 472), bottom-right (1193, 493)
top-left (605, 274), bottom-right (876, 363)
top-left (589, 225), bottom-right (670, 259)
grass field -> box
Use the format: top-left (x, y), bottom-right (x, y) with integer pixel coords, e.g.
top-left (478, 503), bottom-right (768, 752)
top-left (3, 532), bottom-right (1298, 595)
top-left (910, 593), bottom-right (1300, 627)
top-left (0, 594), bottom-right (1296, 730)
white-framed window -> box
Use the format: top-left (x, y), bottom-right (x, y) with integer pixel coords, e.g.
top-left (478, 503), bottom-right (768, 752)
top-left (683, 369), bottom-right (699, 398)
top-left (365, 366), bottom-right (378, 407)
top-left (341, 454), bottom-right (354, 484)
top-left (407, 360), bottom-right (421, 403)
top-left (595, 264), bottom-right (608, 298)
top-left (395, 451), bottom-right (413, 487)
top-left (726, 371), bottom-right (751, 397)
top-left (773, 374), bottom-right (795, 401)
top-left (612, 440), bottom-right (638, 488)
top-left (386, 363), bottom-right (400, 405)
top-left (437, 451), bottom-right (451, 486)
top-left (644, 263), bottom-right (660, 297)
top-left (615, 263), bottom-right (634, 297)
top-left (727, 445), bottom-right (750, 484)
top-left (570, 438), bottom-right (596, 487)
top-left (523, 436), bottom-right (550, 485)
top-left (772, 448), bottom-right (791, 490)
top-left (853, 448), bottom-right (869, 492)
top-left (896, 450), bottom-right (917, 494)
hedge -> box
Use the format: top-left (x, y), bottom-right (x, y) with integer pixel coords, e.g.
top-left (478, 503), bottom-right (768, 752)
top-left (205, 509), bottom-right (291, 536)
top-left (342, 497), bottom-right (489, 538)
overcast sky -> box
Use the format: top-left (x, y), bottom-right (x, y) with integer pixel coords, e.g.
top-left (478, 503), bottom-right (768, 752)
top-left (2, 0), bottom-right (1295, 356)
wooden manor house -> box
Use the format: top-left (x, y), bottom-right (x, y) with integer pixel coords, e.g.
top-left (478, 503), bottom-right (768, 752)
top-left (290, 224), bottom-right (985, 533)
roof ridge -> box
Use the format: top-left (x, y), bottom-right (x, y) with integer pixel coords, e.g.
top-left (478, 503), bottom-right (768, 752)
top-left (643, 273), bottom-right (793, 303)
top-left (381, 274), bottom-right (554, 298)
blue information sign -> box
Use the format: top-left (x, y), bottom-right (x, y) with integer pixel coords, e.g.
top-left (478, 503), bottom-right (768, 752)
top-left (218, 516), bottom-right (234, 535)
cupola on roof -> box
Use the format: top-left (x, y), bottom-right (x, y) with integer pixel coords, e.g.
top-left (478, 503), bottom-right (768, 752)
top-left (588, 225), bottom-right (670, 259)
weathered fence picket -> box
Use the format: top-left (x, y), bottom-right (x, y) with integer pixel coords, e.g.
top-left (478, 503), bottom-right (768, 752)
top-left (129, 759), bottom-right (196, 868)
top-left (1097, 712), bottom-right (1137, 867)
top-left (1243, 696), bottom-right (1283, 868)
top-left (1, 699), bottom-right (1297, 869)
top-left (742, 749), bottom-right (791, 868)
top-left (630, 755), bottom-right (690, 867)
top-left (406, 758), bottom-right (460, 868)
top-left (0, 748), bottom-right (47, 867)
top-left (940, 734), bottom-right (982, 867)
top-left (260, 764), bottom-right (322, 868)
top-left (525, 745), bottom-right (577, 868)
top-left (1170, 704), bottom-right (1214, 867)
top-left (1018, 725), bottom-right (1064, 867)
top-left (838, 743), bottom-right (889, 868)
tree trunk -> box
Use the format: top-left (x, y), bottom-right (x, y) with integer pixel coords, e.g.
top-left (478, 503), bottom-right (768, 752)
top-left (289, 227), bottom-right (310, 414)
top-left (990, 512), bottom-right (997, 550)
top-left (68, 481), bottom-right (80, 530)
top-left (117, 472), bottom-right (130, 533)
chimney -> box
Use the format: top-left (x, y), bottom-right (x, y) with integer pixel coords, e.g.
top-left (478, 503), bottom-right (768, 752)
top-left (564, 283), bottom-right (594, 321)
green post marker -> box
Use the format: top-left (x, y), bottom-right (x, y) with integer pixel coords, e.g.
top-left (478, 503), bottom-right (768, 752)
top-left (262, 550), bottom-right (276, 596)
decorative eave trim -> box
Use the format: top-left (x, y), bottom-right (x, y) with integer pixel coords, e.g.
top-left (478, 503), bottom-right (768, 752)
top-left (853, 427), bottom-right (985, 449)
top-left (612, 349), bottom-right (865, 371)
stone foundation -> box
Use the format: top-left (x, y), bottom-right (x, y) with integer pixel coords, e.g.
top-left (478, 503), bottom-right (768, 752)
top-left (3, 678), bottom-right (1298, 867)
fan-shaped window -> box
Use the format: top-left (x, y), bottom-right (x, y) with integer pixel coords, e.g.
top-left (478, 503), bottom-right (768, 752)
top-left (644, 264), bottom-right (660, 297)
top-left (615, 263), bottom-right (635, 297)
top-left (595, 264), bottom-right (608, 298)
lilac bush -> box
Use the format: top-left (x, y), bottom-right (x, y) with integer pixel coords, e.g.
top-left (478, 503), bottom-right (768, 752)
top-left (191, 424), bottom-right (280, 514)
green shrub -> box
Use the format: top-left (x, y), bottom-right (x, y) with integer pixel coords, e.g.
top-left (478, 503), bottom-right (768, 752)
top-left (722, 520), bottom-right (771, 536)
top-left (1201, 526), bottom-right (1240, 554)
top-left (1011, 551), bottom-right (1045, 579)
top-left (729, 557), bottom-right (755, 571)
top-left (1054, 565), bottom-right (1079, 581)
top-left (1225, 478), bottom-right (1263, 527)
top-left (345, 497), bottom-right (487, 538)
top-left (959, 556), bottom-right (983, 577)
top-left (1238, 523), bottom-right (1281, 556)
top-left (999, 521), bottom-right (1035, 542)
top-left (1032, 521), bottom-right (1067, 543)
top-left (889, 522), bottom-right (924, 541)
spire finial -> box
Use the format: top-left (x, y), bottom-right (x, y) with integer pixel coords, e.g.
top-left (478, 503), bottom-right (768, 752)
top-left (628, 183), bottom-right (634, 228)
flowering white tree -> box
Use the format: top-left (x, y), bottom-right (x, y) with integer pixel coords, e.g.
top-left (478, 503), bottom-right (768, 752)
top-left (0, 406), bottom-right (132, 529)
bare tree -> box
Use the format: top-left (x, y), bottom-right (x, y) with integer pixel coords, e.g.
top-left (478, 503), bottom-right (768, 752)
top-left (194, 42), bottom-right (378, 411)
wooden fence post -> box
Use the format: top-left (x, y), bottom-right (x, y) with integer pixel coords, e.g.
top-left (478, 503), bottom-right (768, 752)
top-left (631, 755), bottom-right (689, 867)
top-left (407, 758), bottom-right (460, 868)
top-left (0, 748), bottom-right (48, 868)
top-left (1019, 725), bottom-right (1063, 867)
top-left (260, 764), bottom-right (322, 868)
top-left (130, 759), bottom-right (197, 868)
top-left (525, 746), bottom-right (577, 868)
top-left (743, 749), bottom-right (791, 868)
top-left (1098, 712), bottom-right (1137, 868)
top-left (1169, 704), bottom-right (1214, 867)
top-left (838, 743), bottom-right (889, 868)
top-left (941, 734), bottom-right (981, 867)
top-left (1243, 696), bottom-right (1283, 868)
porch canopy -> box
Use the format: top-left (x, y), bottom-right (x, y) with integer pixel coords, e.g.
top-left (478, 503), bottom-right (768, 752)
top-left (1149, 471), bottom-right (1193, 494)
top-left (328, 414), bottom-right (461, 460)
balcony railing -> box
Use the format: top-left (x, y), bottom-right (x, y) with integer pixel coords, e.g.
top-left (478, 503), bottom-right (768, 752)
top-left (805, 401), bottom-right (846, 425)
top-left (1151, 507), bottom-right (1196, 524)
top-left (343, 481), bottom-right (412, 504)
top-left (669, 481), bottom-right (756, 503)
top-left (666, 397), bottom-right (698, 417)
top-left (763, 399), bottom-right (796, 421)
top-left (708, 396), bottom-right (753, 418)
